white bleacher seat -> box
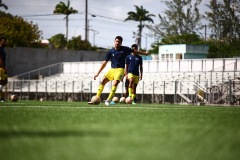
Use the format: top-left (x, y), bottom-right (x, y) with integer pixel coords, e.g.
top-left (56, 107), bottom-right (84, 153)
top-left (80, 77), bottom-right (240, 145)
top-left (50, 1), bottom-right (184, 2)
top-left (14, 58), bottom-right (239, 96)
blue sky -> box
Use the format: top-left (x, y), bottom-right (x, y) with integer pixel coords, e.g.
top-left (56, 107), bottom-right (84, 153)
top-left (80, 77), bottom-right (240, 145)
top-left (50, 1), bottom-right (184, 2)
top-left (3, 0), bottom-right (211, 50)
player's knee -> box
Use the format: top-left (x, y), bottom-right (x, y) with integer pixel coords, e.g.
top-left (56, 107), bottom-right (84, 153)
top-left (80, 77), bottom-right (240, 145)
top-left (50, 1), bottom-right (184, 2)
top-left (101, 78), bottom-right (109, 85)
top-left (113, 80), bottom-right (120, 86)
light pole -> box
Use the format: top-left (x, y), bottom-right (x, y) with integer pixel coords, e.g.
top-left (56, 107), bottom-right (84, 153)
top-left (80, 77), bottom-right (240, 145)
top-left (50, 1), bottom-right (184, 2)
top-left (90, 29), bottom-right (99, 46)
top-left (85, 0), bottom-right (88, 42)
top-left (141, 33), bottom-right (151, 50)
top-left (133, 32), bottom-right (150, 50)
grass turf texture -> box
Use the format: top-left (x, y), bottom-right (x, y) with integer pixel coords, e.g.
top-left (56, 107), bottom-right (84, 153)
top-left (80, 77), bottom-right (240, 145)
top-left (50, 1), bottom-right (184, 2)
top-left (1, 101), bottom-right (240, 160)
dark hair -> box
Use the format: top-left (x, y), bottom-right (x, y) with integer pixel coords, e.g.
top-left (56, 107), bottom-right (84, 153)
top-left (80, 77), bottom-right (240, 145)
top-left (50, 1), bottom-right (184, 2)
top-left (131, 44), bottom-right (138, 49)
top-left (115, 36), bottom-right (123, 42)
top-left (0, 37), bottom-right (6, 40)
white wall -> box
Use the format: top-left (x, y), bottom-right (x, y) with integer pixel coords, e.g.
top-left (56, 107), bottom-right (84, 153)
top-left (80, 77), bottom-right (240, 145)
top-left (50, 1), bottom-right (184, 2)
top-left (159, 44), bottom-right (186, 60)
top-left (159, 44), bottom-right (209, 60)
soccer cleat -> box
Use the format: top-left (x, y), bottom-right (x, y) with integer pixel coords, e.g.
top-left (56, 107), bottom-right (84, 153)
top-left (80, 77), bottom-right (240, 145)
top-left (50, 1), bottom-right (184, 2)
top-left (105, 100), bottom-right (110, 106)
top-left (110, 101), bottom-right (116, 105)
top-left (0, 98), bottom-right (4, 102)
top-left (132, 101), bottom-right (136, 105)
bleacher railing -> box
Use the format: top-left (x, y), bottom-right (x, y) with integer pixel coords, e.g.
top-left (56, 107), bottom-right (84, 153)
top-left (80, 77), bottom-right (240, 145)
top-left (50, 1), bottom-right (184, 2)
top-left (5, 79), bottom-right (240, 105)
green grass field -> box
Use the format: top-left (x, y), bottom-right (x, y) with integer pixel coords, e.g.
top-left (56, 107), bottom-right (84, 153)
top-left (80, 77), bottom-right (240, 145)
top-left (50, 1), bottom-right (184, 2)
top-left (1, 101), bottom-right (240, 160)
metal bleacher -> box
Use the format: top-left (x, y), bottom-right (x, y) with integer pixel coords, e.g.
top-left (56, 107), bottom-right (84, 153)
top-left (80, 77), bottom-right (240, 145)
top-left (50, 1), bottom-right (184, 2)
top-left (8, 58), bottom-right (240, 104)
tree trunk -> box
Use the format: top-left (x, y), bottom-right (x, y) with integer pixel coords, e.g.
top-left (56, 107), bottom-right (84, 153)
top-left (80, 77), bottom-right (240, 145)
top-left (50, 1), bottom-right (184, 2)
top-left (139, 22), bottom-right (143, 49)
top-left (66, 16), bottom-right (69, 40)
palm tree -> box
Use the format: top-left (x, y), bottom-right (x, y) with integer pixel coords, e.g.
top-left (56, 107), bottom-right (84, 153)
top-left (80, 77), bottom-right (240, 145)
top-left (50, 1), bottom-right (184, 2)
top-left (125, 5), bottom-right (155, 49)
top-left (53, 0), bottom-right (78, 40)
top-left (0, 0), bottom-right (8, 10)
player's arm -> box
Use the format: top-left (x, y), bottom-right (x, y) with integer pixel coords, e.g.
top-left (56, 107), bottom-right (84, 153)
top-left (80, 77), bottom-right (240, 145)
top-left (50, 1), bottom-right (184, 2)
top-left (125, 63), bottom-right (129, 77)
top-left (139, 64), bottom-right (143, 81)
top-left (94, 61), bottom-right (107, 80)
top-left (133, 50), bottom-right (149, 55)
top-left (125, 57), bottom-right (130, 77)
top-left (139, 57), bottom-right (143, 80)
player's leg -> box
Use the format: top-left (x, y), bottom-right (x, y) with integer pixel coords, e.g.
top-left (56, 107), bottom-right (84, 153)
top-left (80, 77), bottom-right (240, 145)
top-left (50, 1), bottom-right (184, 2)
top-left (0, 85), bottom-right (3, 102)
top-left (131, 75), bottom-right (139, 104)
top-left (128, 73), bottom-right (134, 98)
top-left (106, 80), bottom-right (120, 105)
top-left (133, 83), bottom-right (138, 102)
top-left (88, 69), bottom-right (111, 104)
top-left (88, 77), bottom-right (109, 104)
top-left (105, 68), bottom-right (124, 105)
top-left (96, 68), bottom-right (114, 98)
top-left (0, 68), bottom-right (7, 102)
top-left (96, 77), bottom-right (109, 97)
top-left (124, 79), bottom-right (129, 98)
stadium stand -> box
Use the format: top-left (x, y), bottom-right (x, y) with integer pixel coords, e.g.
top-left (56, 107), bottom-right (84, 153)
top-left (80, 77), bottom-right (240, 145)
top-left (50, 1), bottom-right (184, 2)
top-left (6, 58), bottom-right (240, 105)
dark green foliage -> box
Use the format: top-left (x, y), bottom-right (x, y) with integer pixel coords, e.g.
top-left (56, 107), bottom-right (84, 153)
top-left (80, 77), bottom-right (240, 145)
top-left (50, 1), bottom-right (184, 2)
top-left (67, 36), bottom-right (92, 50)
top-left (149, 33), bottom-right (204, 54)
top-left (0, 11), bottom-right (42, 47)
top-left (48, 34), bottom-right (67, 49)
top-left (148, 0), bottom-right (203, 38)
top-left (205, 0), bottom-right (240, 58)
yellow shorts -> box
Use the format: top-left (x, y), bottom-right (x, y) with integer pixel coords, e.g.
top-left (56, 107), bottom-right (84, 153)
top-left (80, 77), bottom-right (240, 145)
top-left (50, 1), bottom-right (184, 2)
top-left (104, 68), bottom-right (124, 81)
top-left (128, 73), bottom-right (139, 84)
top-left (0, 67), bottom-right (8, 85)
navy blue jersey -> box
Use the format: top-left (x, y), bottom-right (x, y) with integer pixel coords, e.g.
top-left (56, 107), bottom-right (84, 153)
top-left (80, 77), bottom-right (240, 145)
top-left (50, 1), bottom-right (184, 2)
top-left (126, 54), bottom-right (143, 76)
top-left (104, 46), bottom-right (133, 68)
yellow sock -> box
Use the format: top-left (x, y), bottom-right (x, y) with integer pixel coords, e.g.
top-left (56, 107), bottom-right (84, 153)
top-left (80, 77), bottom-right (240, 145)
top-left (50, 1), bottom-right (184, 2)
top-left (128, 88), bottom-right (132, 97)
top-left (107, 86), bottom-right (117, 100)
top-left (96, 84), bottom-right (104, 97)
top-left (132, 94), bottom-right (135, 101)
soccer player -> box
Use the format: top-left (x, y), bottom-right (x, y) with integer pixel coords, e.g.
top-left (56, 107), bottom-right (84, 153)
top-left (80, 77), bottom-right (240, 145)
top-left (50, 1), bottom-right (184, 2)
top-left (124, 78), bottom-right (129, 98)
top-left (88, 36), bottom-right (148, 105)
top-left (0, 37), bottom-right (8, 102)
top-left (125, 44), bottom-right (143, 105)
top-left (124, 78), bottom-right (137, 102)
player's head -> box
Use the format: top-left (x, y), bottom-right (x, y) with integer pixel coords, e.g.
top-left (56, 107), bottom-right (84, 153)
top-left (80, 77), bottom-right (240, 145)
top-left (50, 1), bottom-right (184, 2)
top-left (115, 36), bottom-right (123, 42)
top-left (114, 36), bottom-right (123, 49)
top-left (131, 44), bottom-right (138, 50)
top-left (0, 37), bottom-right (7, 47)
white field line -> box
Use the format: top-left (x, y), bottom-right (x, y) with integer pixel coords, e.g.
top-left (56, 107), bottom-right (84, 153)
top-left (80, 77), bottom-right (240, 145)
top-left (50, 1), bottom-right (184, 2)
top-left (0, 106), bottom-right (229, 110)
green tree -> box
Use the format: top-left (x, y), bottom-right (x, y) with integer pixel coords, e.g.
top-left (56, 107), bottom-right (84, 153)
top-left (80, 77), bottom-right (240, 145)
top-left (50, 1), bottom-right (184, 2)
top-left (53, 0), bottom-right (78, 41)
top-left (0, 0), bottom-right (8, 10)
top-left (67, 35), bottom-right (92, 50)
top-left (206, 0), bottom-right (240, 42)
top-left (0, 11), bottom-right (42, 47)
top-left (205, 0), bottom-right (240, 57)
top-left (148, 0), bottom-right (203, 39)
top-left (125, 5), bottom-right (155, 49)
top-left (48, 34), bottom-right (67, 49)
top-left (149, 33), bottom-right (204, 54)
top-left (161, 33), bottom-right (204, 44)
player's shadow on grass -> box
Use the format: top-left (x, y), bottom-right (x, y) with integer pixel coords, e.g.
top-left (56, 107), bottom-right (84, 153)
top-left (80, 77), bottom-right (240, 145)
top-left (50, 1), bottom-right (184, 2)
top-left (0, 130), bottom-right (110, 138)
